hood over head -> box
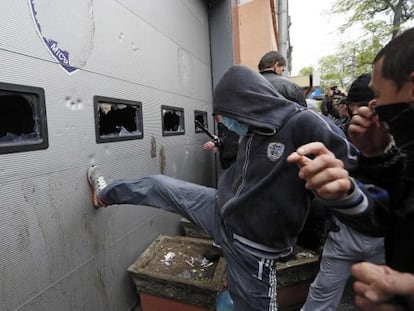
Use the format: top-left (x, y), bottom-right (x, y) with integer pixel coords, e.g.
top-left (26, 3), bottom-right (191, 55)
top-left (213, 65), bottom-right (300, 133)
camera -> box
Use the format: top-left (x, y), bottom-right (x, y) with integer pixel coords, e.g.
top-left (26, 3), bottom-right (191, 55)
top-left (330, 86), bottom-right (341, 96)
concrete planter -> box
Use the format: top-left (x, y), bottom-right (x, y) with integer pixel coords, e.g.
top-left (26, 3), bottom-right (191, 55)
top-left (128, 235), bottom-right (226, 311)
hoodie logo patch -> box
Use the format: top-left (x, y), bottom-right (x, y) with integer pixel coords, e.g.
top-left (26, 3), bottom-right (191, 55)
top-left (267, 142), bottom-right (285, 161)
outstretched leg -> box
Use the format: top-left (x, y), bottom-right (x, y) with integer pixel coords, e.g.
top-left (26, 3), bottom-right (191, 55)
top-left (87, 166), bottom-right (218, 238)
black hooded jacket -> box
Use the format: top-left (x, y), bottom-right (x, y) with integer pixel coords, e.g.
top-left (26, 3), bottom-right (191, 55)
top-left (260, 70), bottom-right (307, 107)
top-left (212, 65), bottom-right (379, 255)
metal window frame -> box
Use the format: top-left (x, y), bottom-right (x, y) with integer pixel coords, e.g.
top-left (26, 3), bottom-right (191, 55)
top-left (94, 95), bottom-right (144, 143)
top-left (161, 105), bottom-right (185, 137)
top-left (0, 82), bottom-right (48, 154)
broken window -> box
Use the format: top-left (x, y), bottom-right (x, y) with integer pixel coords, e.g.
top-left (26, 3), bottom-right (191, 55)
top-left (0, 82), bottom-right (48, 154)
top-left (94, 96), bottom-right (143, 143)
top-left (194, 110), bottom-right (208, 133)
top-left (161, 106), bottom-right (185, 136)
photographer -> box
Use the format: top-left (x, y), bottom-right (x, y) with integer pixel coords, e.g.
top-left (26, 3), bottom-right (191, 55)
top-left (320, 86), bottom-right (341, 117)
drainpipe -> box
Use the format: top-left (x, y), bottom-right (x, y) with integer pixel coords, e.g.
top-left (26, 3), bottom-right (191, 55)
top-left (277, 0), bottom-right (289, 75)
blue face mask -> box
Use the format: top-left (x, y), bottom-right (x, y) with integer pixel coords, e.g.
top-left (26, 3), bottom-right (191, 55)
top-left (221, 116), bottom-right (249, 136)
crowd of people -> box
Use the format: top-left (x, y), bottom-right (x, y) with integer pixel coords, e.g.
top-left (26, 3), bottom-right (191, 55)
top-left (87, 27), bottom-right (414, 310)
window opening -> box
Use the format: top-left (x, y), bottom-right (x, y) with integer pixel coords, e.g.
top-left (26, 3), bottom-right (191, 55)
top-left (161, 105), bottom-right (185, 136)
top-left (0, 82), bottom-right (48, 154)
top-left (194, 110), bottom-right (208, 133)
top-left (94, 96), bottom-right (143, 143)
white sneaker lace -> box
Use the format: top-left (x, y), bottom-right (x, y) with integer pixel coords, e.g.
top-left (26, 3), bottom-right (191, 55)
top-left (95, 176), bottom-right (107, 192)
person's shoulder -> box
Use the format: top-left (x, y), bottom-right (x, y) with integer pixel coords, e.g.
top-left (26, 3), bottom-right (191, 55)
top-left (292, 108), bottom-right (330, 129)
top-left (278, 75), bottom-right (291, 81)
top-left (278, 76), bottom-right (303, 90)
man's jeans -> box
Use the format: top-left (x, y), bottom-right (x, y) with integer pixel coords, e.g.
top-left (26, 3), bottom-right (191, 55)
top-left (100, 174), bottom-right (279, 311)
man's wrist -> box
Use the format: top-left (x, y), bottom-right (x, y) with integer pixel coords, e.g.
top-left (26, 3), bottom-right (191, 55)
top-left (313, 178), bottom-right (360, 207)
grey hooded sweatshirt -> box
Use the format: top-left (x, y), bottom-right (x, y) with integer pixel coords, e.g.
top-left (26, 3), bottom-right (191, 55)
top-left (212, 65), bottom-right (363, 257)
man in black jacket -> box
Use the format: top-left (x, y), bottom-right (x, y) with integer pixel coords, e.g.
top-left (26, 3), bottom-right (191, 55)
top-left (258, 51), bottom-right (307, 107)
top-left (348, 27), bottom-right (414, 310)
top-left (87, 65), bottom-right (387, 311)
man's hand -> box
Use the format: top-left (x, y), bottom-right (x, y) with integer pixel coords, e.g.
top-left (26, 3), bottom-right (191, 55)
top-left (352, 262), bottom-right (414, 311)
top-left (348, 101), bottom-right (392, 157)
top-left (287, 142), bottom-right (351, 200)
top-left (203, 138), bottom-right (219, 152)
